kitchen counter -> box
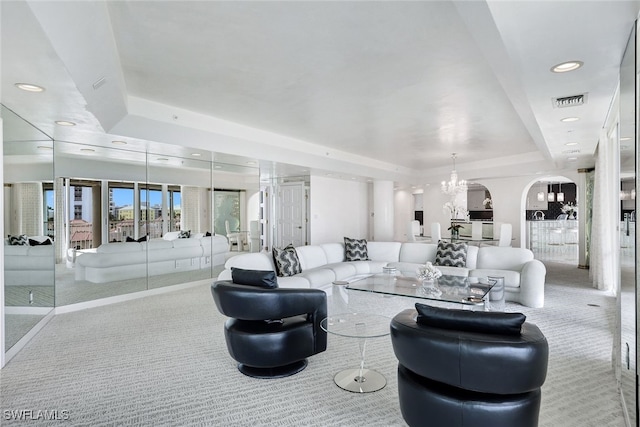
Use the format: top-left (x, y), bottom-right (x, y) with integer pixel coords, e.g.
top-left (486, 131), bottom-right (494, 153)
top-left (450, 220), bottom-right (493, 239)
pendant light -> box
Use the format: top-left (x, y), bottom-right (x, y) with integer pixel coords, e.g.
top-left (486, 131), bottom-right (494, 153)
top-left (557, 183), bottom-right (564, 202)
top-left (547, 183), bottom-right (555, 202)
top-left (537, 181), bottom-right (545, 201)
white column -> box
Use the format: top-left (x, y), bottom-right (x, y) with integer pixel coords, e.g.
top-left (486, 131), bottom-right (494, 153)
top-left (373, 180), bottom-right (394, 241)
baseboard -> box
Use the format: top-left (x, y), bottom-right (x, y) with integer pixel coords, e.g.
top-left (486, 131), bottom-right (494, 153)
top-left (4, 306), bottom-right (53, 315)
top-left (3, 311), bottom-right (55, 366)
top-left (54, 279), bottom-right (210, 315)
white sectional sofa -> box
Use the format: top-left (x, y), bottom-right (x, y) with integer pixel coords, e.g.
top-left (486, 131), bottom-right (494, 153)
top-left (218, 241), bottom-right (546, 308)
top-left (4, 236), bottom-right (55, 286)
top-left (75, 234), bottom-right (228, 283)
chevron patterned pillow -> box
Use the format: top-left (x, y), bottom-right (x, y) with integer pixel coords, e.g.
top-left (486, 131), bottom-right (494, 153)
top-left (272, 244), bottom-right (302, 277)
top-left (344, 237), bottom-right (369, 261)
top-left (435, 240), bottom-right (468, 267)
top-left (8, 234), bottom-right (28, 246)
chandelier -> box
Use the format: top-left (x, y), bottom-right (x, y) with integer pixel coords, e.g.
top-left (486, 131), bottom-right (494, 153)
top-left (441, 153), bottom-right (467, 196)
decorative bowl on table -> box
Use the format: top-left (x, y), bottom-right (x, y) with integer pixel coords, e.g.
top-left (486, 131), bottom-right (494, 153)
top-left (416, 262), bottom-right (442, 282)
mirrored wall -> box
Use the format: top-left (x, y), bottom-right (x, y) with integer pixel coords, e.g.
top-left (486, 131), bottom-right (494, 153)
top-left (619, 21), bottom-right (637, 425)
top-left (3, 105), bottom-right (260, 358)
top-left (2, 105), bottom-right (55, 351)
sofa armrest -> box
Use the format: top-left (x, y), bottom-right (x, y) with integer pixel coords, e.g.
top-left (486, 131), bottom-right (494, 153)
top-left (519, 260), bottom-right (546, 308)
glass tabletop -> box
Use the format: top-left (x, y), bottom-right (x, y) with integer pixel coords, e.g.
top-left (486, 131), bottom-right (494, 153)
top-left (320, 313), bottom-right (391, 338)
top-left (346, 274), bottom-right (495, 305)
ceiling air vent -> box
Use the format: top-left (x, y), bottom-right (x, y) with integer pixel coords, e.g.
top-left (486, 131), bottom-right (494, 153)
top-left (561, 149), bottom-right (581, 154)
top-left (553, 93), bottom-right (587, 108)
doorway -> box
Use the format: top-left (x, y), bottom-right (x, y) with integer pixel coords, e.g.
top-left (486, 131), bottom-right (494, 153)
top-left (275, 181), bottom-right (308, 247)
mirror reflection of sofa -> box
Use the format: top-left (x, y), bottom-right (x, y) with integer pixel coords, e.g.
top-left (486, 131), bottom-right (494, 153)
top-left (4, 235), bottom-right (55, 286)
top-left (75, 233), bottom-right (228, 283)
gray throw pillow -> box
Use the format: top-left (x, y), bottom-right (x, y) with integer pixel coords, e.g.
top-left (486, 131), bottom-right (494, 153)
top-left (435, 240), bottom-right (468, 267)
top-left (344, 237), bottom-right (368, 261)
top-left (272, 244), bottom-right (302, 277)
top-left (178, 230), bottom-right (191, 239)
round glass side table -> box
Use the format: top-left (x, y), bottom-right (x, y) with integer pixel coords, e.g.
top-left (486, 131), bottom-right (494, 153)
top-left (320, 312), bottom-right (390, 393)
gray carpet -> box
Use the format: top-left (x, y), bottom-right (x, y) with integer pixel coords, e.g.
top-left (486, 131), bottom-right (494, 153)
top-left (0, 261), bottom-right (625, 426)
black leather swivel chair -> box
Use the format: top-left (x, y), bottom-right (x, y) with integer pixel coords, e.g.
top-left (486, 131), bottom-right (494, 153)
top-left (211, 269), bottom-right (327, 378)
top-left (390, 304), bottom-right (548, 427)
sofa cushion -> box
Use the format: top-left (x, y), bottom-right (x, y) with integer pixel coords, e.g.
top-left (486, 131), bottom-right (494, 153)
top-left (163, 231), bottom-right (181, 241)
top-left (325, 262), bottom-right (358, 281)
top-left (415, 303), bottom-right (526, 336)
top-left (367, 242), bottom-right (402, 262)
top-left (477, 247), bottom-right (534, 270)
top-left (399, 243), bottom-right (436, 264)
top-left (345, 261), bottom-right (386, 275)
top-left (296, 245), bottom-right (329, 270)
top-left (143, 239), bottom-right (174, 250)
top-left (344, 237), bottom-right (368, 261)
top-left (321, 243), bottom-right (346, 264)
top-left (272, 244), bottom-right (302, 277)
top-left (298, 268), bottom-right (336, 288)
top-left (224, 253), bottom-right (275, 271)
top-left (97, 242), bottom-right (143, 253)
top-left (231, 267), bottom-right (278, 289)
top-left (435, 240), bottom-right (468, 267)
top-left (171, 238), bottom-right (202, 249)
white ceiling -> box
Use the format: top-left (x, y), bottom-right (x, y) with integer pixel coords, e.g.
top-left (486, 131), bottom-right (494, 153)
top-left (1, 0), bottom-right (639, 187)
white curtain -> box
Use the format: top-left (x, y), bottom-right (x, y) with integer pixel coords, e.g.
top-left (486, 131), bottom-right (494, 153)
top-left (181, 186), bottom-right (209, 234)
top-left (10, 182), bottom-right (43, 236)
top-left (54, 178), bottom-right (67, 264)
top-left (589, 136), bottom-right (618, 291)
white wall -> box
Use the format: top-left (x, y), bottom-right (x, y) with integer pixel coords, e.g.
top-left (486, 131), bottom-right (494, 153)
top-left (309, 176), bottom-right (369, 244)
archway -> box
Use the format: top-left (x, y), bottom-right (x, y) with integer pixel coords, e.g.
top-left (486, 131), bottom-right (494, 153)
top-left (523, 177), bottom-right (578, 265)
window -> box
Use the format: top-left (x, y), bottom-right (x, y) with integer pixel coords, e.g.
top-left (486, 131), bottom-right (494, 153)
top-left (108, 184), bottom-right (134, 242)
top-left (139, 185), bottom-right (163, 239)
top-left (68, 181), bottom-right (95, 249)
top-left (168, 186), bottom-right (181, 232)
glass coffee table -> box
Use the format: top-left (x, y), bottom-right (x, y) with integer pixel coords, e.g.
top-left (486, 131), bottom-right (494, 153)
top-left (345, 273), bottom-right (496, 307)
top-left (320, 312), bottom-right (390, 393)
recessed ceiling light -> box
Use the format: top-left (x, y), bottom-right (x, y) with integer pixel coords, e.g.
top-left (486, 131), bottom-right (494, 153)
top-left (15, 83), bottom-right (45, 92)
top-left (80, 148), bottom-right (95, 153)
top-left (191, 153), bottom-right (201, 157)
top-left (621, 137), bottom-right (632, 141)
top-left (112, 140), bottom-right (127, 145)
top-left (37, 145), bottom-right (53, 151)
top-left (551, 61), bottom-right (583, 73)
top-left (156, 157), bottom-right (169, 162)
top-left (246, 161), bottom-right (256, 165)
top-left (560, 117), bottom-right (580, 122)
top-left (565, 142), bottom-right (579, 146)
top-left (55, 120), bottom-right (76, 126)
top-left (214, 165), bottom-right (222, 169)
top-left (567, 157), bottom-right (578, 161)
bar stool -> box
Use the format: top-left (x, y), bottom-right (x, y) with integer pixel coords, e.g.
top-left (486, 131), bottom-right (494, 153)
top-left (549, 221), bottom-right (564, 246)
